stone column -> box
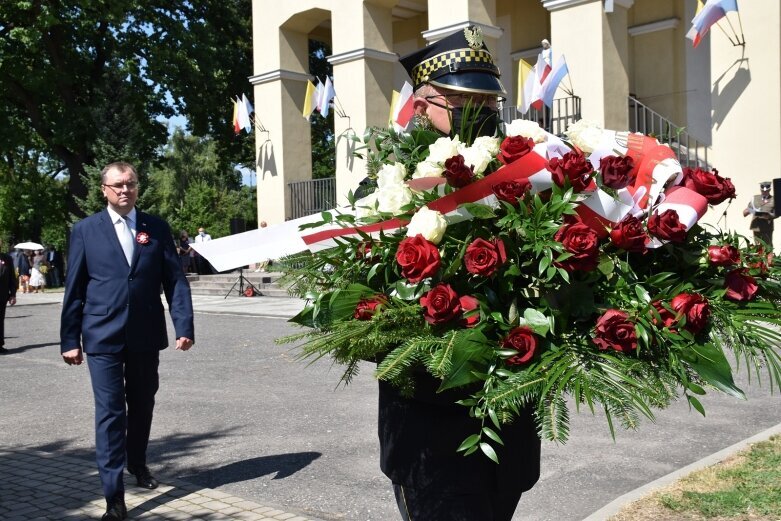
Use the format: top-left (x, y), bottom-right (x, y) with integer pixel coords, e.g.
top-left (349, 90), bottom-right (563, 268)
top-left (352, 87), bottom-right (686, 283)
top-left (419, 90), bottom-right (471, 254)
top-left (328, 0), bottom-right (398, 204)
top-left (544, 0), bottom-right (633, 129)
top-left (251, 2), bottom-right (327, 224)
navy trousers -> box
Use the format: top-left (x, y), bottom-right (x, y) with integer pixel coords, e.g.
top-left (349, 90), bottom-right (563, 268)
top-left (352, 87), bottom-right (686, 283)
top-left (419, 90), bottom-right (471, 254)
top-left (87, 350), bottom-right (159, 500)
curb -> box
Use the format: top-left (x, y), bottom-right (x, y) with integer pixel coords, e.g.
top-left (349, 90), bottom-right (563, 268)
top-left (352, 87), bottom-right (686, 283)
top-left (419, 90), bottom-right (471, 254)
top-left (581, 421), bottom-right (781, 521)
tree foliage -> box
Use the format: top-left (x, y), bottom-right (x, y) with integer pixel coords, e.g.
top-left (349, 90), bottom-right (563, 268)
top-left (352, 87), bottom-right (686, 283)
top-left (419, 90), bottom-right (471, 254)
top-left (309, 39), bottom-right (335, 180)
top-left (0, 0), bottom-right (253, 216)
top-left (140, 130), bottom-right (254, 238)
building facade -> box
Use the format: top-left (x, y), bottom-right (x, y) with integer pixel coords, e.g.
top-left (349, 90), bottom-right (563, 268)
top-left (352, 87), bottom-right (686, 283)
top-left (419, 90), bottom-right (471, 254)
top-left (251, 0), bottom-right (781, 245)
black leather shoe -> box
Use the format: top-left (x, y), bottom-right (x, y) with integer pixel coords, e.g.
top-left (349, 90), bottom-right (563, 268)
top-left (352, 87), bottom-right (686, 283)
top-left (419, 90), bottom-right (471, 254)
top-left (101, 497), bottom-right (127, 520)
top-left (127, 465), bottom-right (159, 489)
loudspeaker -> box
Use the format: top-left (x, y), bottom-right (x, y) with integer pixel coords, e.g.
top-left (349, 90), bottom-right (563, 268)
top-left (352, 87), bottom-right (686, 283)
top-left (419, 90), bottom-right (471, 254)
top-left (229, 218), bottom-right (246, 235)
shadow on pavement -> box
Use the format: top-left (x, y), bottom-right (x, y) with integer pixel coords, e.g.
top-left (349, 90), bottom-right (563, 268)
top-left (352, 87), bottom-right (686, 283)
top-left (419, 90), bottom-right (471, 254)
top-left (4, 341), bottom-right (59, 355)
top-left (182, 451), bottom-right (322, 488)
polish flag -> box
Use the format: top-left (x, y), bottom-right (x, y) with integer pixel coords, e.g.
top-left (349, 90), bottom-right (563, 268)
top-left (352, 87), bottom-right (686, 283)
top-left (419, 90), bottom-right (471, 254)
top-left (539, 56), bottom-right (569, 108)
top-left (686, 0), bottom-right (738, 48)
top-left (393, 81), bottom-right (415, 130)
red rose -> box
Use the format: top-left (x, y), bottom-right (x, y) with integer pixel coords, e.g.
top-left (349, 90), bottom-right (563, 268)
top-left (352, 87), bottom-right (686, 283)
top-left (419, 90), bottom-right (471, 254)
top-left (464, 238), bottom-right (507, 277)
top-left (396, 234), bottom-right (441, 283)
top-left (610, 216), bottom-right (648, 253)
top-left (593, 309), bottom-right (638, 353)
top-left (724, 268), bottom-right (759, 302)
top-left (354, 295), bottom-right (387, 320)
top-left (443, 154), bottom-right (475, 188)
top-left (547, 151), bottom-right (594, 192)
top-left (497, 136), bottom-right (535, 165)
top-left (708, 245), bottom-right (740, 267)
top-left (651, 301), bottom-right (677, 329)
top-left (599, 155), bottom-right (635, 190)
top-left (647, 209), bottom-right (687, 243)
top-left (670, 293), bottom-right (710, 333)
top-left (501, 326), bottom-right (539, 365)
top-left (492, 179), bottom-right (530, 205)
top-left (420, 283), bottom-right (462, 325)
top-left (459, 295), bottom-right (480, 328)
top-left (554, 222), bottom-right (600, 272)
top-left (682, 167), bottom-right (736, 205)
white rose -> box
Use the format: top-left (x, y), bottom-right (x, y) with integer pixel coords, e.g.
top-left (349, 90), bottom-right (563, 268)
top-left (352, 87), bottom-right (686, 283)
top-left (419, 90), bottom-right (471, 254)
top-left (376, 184), bottom-right (412, 215)
top-left (564, 119), bottom-right (604, 153)
top-left (472, 135), bottom-right (501, 155)
top-left (406, 207), bottom-right (447, 245)
top-left (457, 142), bottom-right (494, 175)
top-left (355, 192), bottom-right (379, 219)
top-left (427, 136), bottom-right (461, 163)
top-left (412, 160), bottom-right (445, 179)
top-left (505, 119), bottom-right (547, 143)
top-left (377, 162), bottom-right (407, 189)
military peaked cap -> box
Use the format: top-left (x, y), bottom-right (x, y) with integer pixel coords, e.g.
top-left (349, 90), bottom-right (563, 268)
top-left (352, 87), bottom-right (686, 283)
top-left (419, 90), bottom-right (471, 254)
top-left (399, 25), bottom-right (505, 95)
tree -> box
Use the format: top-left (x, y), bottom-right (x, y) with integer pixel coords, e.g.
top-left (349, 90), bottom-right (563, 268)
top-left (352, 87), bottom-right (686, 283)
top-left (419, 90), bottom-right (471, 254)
top-left (0, 145), bottom-right (69, 249)
top-left (140, 130), bottom-right (253, 238)
top-left (0, 0), bottom-right (253, 217)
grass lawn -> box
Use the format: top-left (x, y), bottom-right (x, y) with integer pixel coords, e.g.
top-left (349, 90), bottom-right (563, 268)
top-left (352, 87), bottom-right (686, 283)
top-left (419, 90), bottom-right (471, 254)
top-left (610, 435), bottom-right (781, 521)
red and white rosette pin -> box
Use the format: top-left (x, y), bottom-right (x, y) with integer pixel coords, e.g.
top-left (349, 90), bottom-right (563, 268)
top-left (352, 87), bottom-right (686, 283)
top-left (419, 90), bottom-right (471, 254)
top-left (136, 231), bottom-right (150, 245)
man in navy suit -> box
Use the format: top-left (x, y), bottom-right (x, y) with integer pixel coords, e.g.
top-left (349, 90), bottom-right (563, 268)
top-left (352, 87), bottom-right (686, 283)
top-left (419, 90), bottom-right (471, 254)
top-left (61, 162), bottom-right (194, 521)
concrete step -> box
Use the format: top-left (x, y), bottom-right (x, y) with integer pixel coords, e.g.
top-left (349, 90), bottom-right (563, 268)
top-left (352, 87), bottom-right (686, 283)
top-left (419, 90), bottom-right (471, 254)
top-left (186, 272), bottom-right (291, 297)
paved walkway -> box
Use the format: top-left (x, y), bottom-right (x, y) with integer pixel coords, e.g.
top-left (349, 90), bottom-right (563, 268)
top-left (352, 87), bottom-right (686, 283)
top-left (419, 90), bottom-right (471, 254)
top-left (2, 291), bottom-right (318, 521)
top-left (0, 448), bottom-right (317, 520)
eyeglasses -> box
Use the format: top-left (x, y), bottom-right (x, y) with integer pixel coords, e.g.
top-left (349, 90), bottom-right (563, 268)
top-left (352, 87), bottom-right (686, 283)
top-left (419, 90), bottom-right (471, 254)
top-left (103, 182), bottom-right (139, 192)
top-left (424, 93), bottom-right (503, 109)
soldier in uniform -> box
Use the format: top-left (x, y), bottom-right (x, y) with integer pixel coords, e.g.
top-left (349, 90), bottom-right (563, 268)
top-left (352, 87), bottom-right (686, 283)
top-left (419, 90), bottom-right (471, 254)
top-left (743, 181), bottom-right (776, 248)
top-left (377, 27), bottom-right (541, 521)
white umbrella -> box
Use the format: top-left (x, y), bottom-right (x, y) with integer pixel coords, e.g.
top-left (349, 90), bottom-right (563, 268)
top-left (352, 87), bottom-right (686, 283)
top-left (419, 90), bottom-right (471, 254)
top-left (15, 241), bottom-right (44, 250)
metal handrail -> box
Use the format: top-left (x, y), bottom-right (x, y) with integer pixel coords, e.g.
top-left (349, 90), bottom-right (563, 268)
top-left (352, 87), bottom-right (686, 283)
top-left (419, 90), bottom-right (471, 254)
top-left (288, 177), bottom-right (336, 219)
top-left (500, 96), bottom-right (582, 136)
top-left (628, 96), bottom-right (711, 169)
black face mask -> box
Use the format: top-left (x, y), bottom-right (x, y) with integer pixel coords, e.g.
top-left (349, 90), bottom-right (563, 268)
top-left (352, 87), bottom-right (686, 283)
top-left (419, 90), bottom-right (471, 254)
top-left (450, 105), bottom-right (499, 139)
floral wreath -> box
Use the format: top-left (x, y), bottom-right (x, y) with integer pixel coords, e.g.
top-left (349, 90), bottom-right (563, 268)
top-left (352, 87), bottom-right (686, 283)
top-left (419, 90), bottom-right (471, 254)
top-left (280, 117), bottom-right (781, 461)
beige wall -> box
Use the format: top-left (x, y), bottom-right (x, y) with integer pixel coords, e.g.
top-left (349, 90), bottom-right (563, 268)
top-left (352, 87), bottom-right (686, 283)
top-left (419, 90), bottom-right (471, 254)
top-left (548, 0), bottom-right (629, 129)
top-left (706, 1), bottom-right (781, 245)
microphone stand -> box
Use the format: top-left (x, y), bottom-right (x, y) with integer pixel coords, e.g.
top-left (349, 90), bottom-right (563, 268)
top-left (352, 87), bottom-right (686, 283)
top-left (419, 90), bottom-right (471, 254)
top-left (224, 267), bottom-right (262, 299)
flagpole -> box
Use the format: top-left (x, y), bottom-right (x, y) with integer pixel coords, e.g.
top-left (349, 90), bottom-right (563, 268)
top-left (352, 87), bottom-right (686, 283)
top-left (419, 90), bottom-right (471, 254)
top-left (722, 13), bottom-right (742, 45)
top-left (714, 21), bottom-right (737, 46)
top-left (735, 9), bottom-right (746, 45)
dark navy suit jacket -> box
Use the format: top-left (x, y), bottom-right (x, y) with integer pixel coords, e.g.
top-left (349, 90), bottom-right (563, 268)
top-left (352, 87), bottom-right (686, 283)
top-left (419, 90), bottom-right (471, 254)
top-left (60, 209), bottom-right (194, 353)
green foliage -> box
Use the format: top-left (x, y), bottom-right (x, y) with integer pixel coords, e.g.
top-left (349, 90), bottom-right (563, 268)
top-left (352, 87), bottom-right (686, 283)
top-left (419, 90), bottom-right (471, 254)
top-left (139, 130), bottom-right (254, 238)
top-left (0, 0), bottom-right (253, 216)
top-left (309, 39), bottom-right (335, 180)
top-left (0, 149), bottom-right (68, 248)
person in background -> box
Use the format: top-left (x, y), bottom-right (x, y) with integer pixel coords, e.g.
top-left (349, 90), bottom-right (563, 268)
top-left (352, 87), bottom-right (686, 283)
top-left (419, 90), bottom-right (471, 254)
top-left (0, 239), bottom-right (18, 353)
top-left (46, 246), bottom-right (64, 287)
top-left (254, 221), bottom-right (270, 272)
top-left (743, 181), bottom-right (777, 249)
top-left (177, 231), bottom-right (193, 274)
top-left (29, 249), bottom-right (48, 293)
top-left (193, 226), bottom-right (213, 274)
top-left (17, 250), bottom-right (31, 294)
top-left (60, 161), bottom-right (194, 521)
